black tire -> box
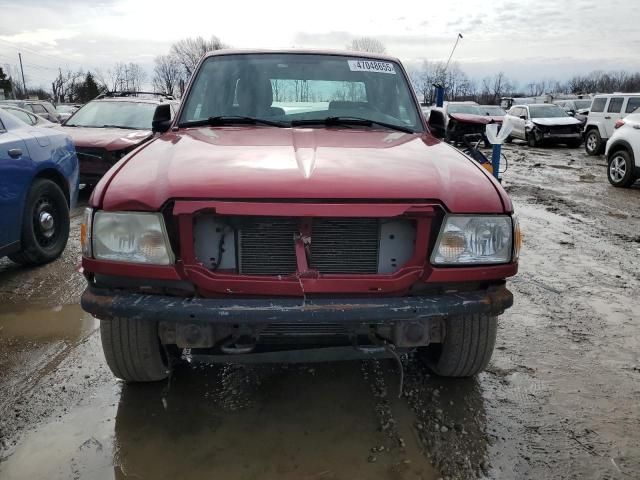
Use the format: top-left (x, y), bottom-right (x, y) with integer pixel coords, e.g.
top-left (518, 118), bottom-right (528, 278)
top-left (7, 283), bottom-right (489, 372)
top-left (8, 179), bottom-right (69, 266)
top-left (416, 314), bottom-right (497, 377)
top-left (505, 136), bottom-right (513, 144)
top-left (585, 129), bottom-right (604, 156)
top-left (607, 149), bottom-right (636, 188)
top-left (100, 317), bottom-right (169, 382)
top-left (527, 131), bottom-right (539, 147)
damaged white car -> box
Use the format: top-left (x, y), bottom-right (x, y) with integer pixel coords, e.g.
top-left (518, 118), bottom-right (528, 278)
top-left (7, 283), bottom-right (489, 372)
top-left (505, 104), bottom-right (583, 148)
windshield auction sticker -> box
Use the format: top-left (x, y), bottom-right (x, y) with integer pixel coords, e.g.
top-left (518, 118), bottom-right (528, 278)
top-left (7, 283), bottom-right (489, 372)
top-left (348, 60), bottom-right (396, 74)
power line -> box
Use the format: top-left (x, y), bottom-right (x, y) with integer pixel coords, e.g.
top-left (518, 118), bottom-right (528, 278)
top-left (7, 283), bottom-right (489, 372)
top-left (0, 38), bottom-right (86, 68)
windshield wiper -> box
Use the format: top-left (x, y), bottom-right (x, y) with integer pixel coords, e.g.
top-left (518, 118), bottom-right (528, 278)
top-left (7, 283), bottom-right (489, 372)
top-left (101, 124), bottom-right (135, 129)
top-left (290, 116), bottom-right (415, 134)
top-left (179, 116), bottom-right (286, 128)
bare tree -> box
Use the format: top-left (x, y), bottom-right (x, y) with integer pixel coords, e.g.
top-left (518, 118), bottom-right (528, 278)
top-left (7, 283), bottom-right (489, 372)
top-left (51, 68), bottom-right (84, 103)
top-left (347, 37), bottom-right (387, 54)
top-left (481, 72), bottom-right (513, 105)
top-left (170, 35), bottom-right (228, 79)
top-left (152, 55), bottom-right (182, 97)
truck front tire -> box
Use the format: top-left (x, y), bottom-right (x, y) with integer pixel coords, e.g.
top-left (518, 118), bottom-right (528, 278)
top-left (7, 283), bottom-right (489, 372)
top-left (417, 314), bottom-right (497, 377)
top-left (100, 317), bottom-right (169, 382)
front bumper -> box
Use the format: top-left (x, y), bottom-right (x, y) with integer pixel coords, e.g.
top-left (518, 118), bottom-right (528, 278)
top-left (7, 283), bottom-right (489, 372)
top-left (81, 284), bottom-right (513, 325)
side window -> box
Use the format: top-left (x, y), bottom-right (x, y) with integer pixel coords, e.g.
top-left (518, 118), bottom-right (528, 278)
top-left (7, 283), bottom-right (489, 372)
top-left (607, 97), bottom-right (623, 113)
top-left (9, 109), bottom-right (35, 125)
top-left (590, 98), bottom-right (607, 113)
top-left (31, 104), bottom-right (47, 114)
top-left (625, 97), bottom-right (640, 114)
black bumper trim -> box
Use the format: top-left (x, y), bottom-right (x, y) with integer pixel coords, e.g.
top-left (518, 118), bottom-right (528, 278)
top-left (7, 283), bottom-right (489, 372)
top-left (81, 285), bottom-right (513, 325)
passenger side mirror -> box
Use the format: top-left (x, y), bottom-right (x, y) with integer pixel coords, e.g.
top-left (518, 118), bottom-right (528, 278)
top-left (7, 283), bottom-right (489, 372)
top-left (519, 115), bottom-right (527, 120)
top-left (152, 104), bottom-right (172, 133)
top-left (567, 111), bottom-right (575, 116)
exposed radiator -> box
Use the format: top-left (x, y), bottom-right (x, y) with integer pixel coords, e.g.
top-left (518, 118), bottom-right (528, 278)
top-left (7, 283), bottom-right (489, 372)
top-left (237, 217), bottom-right (298, 275)
top-left (309, 218), bottom-right (380, 274)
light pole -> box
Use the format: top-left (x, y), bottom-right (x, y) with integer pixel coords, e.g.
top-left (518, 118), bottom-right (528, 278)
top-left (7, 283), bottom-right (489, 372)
top-left (435, 33), bottom-right (463, 107)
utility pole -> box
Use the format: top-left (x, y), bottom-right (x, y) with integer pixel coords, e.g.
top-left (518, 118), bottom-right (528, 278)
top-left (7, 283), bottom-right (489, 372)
top-left (18, 52), bottom-right (26, 97)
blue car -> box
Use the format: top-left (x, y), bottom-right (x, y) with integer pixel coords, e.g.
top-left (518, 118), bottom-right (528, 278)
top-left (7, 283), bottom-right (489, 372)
top-left (0, 108), bottom-right (79, 265)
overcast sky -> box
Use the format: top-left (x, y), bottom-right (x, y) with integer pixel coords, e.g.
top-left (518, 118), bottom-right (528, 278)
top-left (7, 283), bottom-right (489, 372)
top-left (1, 0), bottom-right (639, 90)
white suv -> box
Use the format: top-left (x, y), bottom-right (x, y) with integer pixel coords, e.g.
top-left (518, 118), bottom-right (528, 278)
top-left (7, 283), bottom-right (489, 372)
top-left (605, 112), bottom-right (640, 187)
top-left (584, 93), bottom-right (640, 155)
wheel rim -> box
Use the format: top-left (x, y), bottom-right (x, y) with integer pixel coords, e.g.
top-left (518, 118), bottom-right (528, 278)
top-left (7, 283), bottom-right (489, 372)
top-left (587, 133), bottom-right (597, 151)
top-left (32, 196), bottom-right (60, 248)
top-left (609, 155), bottom-right (627, 182)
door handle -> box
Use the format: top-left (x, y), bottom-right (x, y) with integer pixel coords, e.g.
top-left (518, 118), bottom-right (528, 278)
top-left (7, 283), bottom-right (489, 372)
top-left (604, 116), bottom-right (611, 119)
top-left (8, 148), bottom-right (22, 158)
top-left (633, 125), bottom-right (640, 130)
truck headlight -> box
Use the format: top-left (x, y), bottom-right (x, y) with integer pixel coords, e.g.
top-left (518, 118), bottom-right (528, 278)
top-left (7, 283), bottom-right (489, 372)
top-left (92, 211), bottom-right (174, 265)
top-left (431, 215), bottom-right (514, 265)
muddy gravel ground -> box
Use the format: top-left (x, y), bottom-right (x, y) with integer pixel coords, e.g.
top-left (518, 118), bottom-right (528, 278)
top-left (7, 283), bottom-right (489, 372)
top-left (0, 143), bottom-right (639, 480)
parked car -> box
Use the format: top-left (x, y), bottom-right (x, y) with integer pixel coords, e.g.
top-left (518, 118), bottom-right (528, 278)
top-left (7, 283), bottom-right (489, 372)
top-left (0, 99), bottom-right (61, 123)
top-left (505, 104), bottom-right (582, 147)
top-left (56, 103), bottom-right (82, 122)
top-left (428, 102), bottom-right (498, 144)
top-left (584, 93), bottom-right (640, 155)
top-left (0, 104), bottom-right (56, 128)
top-left (61, 92), bottom-right (180, 185)
top-left (478, 105), bottom-right (507, 122)
top-left (555, 99), bottom-right (592, 120)
top-left (0, 108), bottom-right (78, 265)
top-left (79, 50), bottom-right (520, 383)
top-left (605, 112), bottom-right (640, 188)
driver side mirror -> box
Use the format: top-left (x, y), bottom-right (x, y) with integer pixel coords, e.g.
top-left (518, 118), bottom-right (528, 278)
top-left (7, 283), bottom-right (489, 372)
top-left (519, 115), bottom-right (527, 120)
top-left (567, 110), bottom-right (576, 116)
top-left (152, 104), bottom-right (172, 133)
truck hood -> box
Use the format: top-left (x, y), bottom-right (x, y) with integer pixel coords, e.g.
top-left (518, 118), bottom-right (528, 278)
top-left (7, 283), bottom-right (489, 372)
top-left (97, 127), bottom-right (508, 213)
top-left (531, 117), bottom-right (582, 127)
top-left (449, 113), bottom-right (491, 124)
top-left (59, 126), bottom-right (152, 151)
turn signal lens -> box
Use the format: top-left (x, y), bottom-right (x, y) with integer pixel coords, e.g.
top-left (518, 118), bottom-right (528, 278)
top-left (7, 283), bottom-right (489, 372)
top-left (80, 208), bottom-right (93, 257)
top-left (513, 214), bottom-right (522, 261)
top-left (614, 120), bottom-right (625, 129)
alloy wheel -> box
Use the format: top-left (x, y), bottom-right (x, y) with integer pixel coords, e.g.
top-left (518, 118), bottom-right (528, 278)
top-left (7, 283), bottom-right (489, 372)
top-left (609, 155), bottom-right (627, 183)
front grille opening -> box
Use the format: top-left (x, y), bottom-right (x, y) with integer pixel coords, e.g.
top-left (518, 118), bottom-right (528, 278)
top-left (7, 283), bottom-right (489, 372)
top-left (194, 215), bottom-right (416, 276)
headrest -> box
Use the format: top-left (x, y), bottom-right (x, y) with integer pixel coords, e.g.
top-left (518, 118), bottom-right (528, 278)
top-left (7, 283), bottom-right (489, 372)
top-left (237, 76), bottom-right (273, 111)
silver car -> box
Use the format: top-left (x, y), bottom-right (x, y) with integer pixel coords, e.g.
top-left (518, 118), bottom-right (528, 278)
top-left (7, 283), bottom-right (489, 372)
top-left (505, 104), bottom-right (583, 148)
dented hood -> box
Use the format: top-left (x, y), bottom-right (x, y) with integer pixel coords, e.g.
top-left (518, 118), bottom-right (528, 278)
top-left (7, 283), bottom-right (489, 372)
top-left (531, 117), bottom-right (582, 127)
top-left (59, 126), bottom-right (153, 151)
top-left (448, 113), bottom-right (491, 124)
top-left (96, 127), bottom-right (508, 213)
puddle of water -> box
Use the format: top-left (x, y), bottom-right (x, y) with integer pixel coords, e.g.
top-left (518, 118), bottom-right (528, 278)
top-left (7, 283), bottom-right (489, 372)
top-left (0, 361), bottom-right (438, 480)
top-left (0, 304), bottom-right (98, 404)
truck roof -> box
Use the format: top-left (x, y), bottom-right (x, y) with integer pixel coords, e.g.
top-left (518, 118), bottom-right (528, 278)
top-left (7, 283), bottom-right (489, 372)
top-left (203, 48), bottom-right (401, 63)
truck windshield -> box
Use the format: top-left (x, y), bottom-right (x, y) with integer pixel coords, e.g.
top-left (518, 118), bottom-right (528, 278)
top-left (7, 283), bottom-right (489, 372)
top-left (65, 101), bottom-right (157, 130)
top-left (447, 104), bottom-right (481, 115)
top-left (179, 53), bottom-right (423, 132)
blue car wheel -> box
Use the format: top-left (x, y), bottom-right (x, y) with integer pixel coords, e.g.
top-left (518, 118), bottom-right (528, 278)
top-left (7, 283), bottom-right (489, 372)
top-left (9, 179), bottom-right (70, 265)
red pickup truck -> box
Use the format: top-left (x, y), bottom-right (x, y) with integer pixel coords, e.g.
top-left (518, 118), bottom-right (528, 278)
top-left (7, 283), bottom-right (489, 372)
top-left (80, 50), bottom-right (520, 382)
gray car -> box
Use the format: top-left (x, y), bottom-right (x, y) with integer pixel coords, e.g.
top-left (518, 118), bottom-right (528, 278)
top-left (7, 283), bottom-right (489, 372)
top-left (0, 105), bottom-right (56, 128)
top-left (505, 104), bottom-right (583, 147)
top-left (0, 100), bottom-right (61, 123)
